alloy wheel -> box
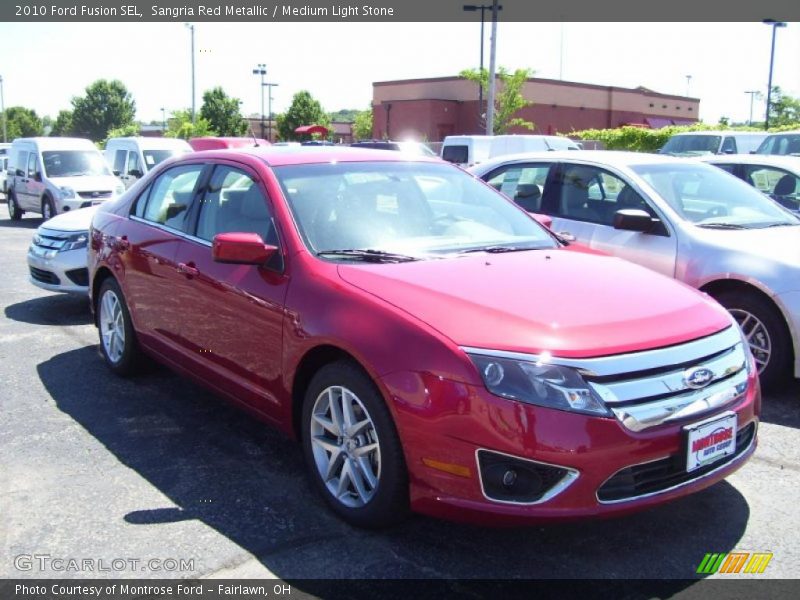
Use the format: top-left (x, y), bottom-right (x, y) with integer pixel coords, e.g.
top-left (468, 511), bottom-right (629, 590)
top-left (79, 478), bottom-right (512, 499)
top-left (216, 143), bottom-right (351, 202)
top-left (729, 308), bottom-right (771, 374)
top-left (100, 290), bottom-right (126, 364)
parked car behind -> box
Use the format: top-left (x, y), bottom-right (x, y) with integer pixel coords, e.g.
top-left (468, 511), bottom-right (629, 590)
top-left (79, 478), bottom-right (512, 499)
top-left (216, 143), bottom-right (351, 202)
top-left (441, 135), bottom-right (493, 167)
top-left (659, 131), bottom-right (766, 156)
top-left (488, 134), bottom-right (581, 158)
top-left (88, 146), bottom-right (758, 527)
top-left (28, 206), bottom-right (95, 293)
top-left (350, 140), bottom-right (437, 156)
top-left (755, 131), bottom-right (800, 157)
top-left (188, 137), bottom-right (270, 151)
top-left (471, 151), bottom-right (800, 386)
top-left (699, 154), bottom-right (800, 213)
top-left (7, 137), bottom-right (123, 221)
top-left (105, 137), bottom-right (191, 189)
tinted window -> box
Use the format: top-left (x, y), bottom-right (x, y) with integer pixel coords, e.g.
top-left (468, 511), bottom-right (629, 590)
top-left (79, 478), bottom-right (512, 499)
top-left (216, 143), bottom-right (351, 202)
top-left (485, 164), bottom-right (551, 213)
top-left (720, 137), bottom-right (736, 154)
top-left (757, 134), bottom-right (800, 156)
top-left (127, 151), bottom-right (141, 174)
top-left (442, 145), bottom-right (468, 164)
top-left (196, 166), bottom-right (275, 243)
top-left (743, 165), bottom-right (800, 211)
top-left (660, 135), bottom-right (722, 156)
top-left (113, 150), bottom-right (127, 174)
top-left (141, 165), bottom-right (204, 232)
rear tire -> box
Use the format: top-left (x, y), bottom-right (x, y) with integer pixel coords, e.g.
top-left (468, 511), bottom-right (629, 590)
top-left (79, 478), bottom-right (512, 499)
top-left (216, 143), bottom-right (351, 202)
top-left (7, 193), bottom-right (22, 221)
top-left (96, 277), bottom-right (143, 376)
top-left (715, 290), bottom-right (791, 389)
top-left (41, 196), bottom-right (56, 221)
top-left (301, 361), bottom-right (409, 528)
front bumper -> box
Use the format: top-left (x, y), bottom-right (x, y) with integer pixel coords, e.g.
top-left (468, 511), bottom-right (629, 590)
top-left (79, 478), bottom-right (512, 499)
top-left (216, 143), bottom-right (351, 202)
top-left (380, 367), bottom-right (759, 525)
top-left (54, 196), bottom-right (113, 213)
top-left (27, 247), bottom-right (89, 294)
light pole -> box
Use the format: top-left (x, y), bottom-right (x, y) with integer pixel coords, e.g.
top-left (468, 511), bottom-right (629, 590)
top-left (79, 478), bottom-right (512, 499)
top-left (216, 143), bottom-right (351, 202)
top-left (160, 107), bottom-right (166, 133)
top-left (185, 23), bottom-right (196, 123)
top-left (485, 0), bottom-right (500, 135)
top-left (763, 19), bottom-right (787, 130)
top-left (252, 64), bottom-right (267, 139)
top-left (0, 75), bottom-right (6, 143)
top-left (685, 75), bottom-right (692, 97)
top-left (463, 4), bottom-right (502, 128)
top-left (264, 82), bottom-right (278, 142)
top-left (744, 91), bottom-right (759, 126)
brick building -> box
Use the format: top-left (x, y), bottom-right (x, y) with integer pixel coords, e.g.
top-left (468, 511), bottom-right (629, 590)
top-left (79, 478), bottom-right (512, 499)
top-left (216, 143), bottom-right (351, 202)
top-left (372, 76), bottom-right (699, 141)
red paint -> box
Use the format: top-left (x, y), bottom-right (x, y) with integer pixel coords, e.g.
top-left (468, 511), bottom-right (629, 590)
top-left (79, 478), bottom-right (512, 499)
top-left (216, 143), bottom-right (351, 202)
top-left (88, 147), bottom-right (758, 524)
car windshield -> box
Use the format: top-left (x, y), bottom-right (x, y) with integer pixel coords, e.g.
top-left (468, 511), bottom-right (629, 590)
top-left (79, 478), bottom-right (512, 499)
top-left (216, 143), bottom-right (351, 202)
top-left (273, 161), bottom-right (557, 259)
top-left (660, 135), bottom-right (721, 156)
top-left (143, 149), bottom-right (187, 169)
top-left (756, 133), bottom-right (800, 156)
top-left (631, 162), bottom-right (800, 228)
top-left (42, 150), bottom-right (110, 177)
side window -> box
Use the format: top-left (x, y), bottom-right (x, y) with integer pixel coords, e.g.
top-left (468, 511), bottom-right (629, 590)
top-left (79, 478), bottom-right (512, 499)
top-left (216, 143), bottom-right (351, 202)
top-left (142, 165), bottom-right (204, 232)
top-left (14, 151), bottom-right (28, 175)
top-left (715, 164), bottom-right (738, 176)
top-left (552, 165), bottom-right (651, 225)
top-left (744, 166), bottom-right (800, 211)
top-left (127, 151), bottom-right (141, 175)
top-left (113, 150), bottom-right (127, 175)
top-left (485, 164), bottom-right (550, 212)
top-left (27, 154), bottom-right (38, 178)
top-left (720, 137), bottom-right (736, 154)
top-left (196, 166), bottom-right (275, 244)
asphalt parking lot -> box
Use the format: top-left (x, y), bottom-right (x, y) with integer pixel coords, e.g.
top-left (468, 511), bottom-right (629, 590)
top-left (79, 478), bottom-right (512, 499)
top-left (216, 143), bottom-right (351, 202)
top-left (1, 203), bottom-right (798, 586)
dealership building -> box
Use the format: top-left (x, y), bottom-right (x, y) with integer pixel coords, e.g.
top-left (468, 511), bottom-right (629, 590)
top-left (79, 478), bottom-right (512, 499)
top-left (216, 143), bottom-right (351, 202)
top-left (371, 75), bottom-right (699, 141)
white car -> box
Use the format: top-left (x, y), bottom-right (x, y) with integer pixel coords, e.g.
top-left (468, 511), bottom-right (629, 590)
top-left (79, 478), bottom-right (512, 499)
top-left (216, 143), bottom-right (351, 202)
top-left (27, 206), bottom-right (96, 294)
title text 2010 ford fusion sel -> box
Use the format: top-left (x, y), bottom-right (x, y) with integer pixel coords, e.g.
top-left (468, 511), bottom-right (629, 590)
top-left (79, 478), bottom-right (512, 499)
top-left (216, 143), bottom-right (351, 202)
top-left (88, 147), bottom-right (758, 527)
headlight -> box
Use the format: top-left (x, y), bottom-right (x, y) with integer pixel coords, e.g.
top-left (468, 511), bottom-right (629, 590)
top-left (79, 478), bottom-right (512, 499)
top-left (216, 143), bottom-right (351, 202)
top-left (61, 232), bottom-right (88, 252)
top-left (60, 187), bottom-right (76, 199)
top-left (468, 353), bottom-right (611, 416)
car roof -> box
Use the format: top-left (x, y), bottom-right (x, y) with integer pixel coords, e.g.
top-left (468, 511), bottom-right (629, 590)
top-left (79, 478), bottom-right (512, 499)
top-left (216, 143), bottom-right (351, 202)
top-left (670, 131), bottom-right (765, 137)
top-left (13, 137), bottom-right (97, 150)
top-left (473, 150), bottom-right (685, 172)
top-left (699, 153), bottom-right (800, 172)
top-left (186, 145), bottom-right (443, 167)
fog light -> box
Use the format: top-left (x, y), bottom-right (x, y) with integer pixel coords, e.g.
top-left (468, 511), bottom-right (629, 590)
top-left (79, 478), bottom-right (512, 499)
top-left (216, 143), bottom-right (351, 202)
top-left (478, 449), bottom-right (574, 504)
top-left (502, 469), bottom-right (517, 488)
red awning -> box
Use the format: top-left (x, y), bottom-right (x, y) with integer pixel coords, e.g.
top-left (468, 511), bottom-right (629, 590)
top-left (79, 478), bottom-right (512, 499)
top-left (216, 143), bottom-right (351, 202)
top-left (294, 125), bottom-right (329, 136)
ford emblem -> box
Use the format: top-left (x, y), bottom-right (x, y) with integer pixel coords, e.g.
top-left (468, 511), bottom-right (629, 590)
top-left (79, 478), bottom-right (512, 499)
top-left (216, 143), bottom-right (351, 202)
top-left (684, 367), bottom-right (714, 389)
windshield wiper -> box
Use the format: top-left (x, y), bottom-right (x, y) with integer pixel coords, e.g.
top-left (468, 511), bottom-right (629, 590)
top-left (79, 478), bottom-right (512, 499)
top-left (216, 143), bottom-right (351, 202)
top-left (759, 222), bottom-right (798, 228)
top-left (316, 249), bottom-right (419, 263)
top-left (696, 222), bottom-right (748, 229)
top-left (460, 245), bottom-right (544, 254)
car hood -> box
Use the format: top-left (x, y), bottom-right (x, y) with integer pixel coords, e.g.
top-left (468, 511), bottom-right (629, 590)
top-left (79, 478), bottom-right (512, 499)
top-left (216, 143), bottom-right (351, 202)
top-left (337, 250), bottom-right (732, 358)
top-left (49, 175), bottom-right (120, 191)
top-left (40, 206), bottom-right (98, 232)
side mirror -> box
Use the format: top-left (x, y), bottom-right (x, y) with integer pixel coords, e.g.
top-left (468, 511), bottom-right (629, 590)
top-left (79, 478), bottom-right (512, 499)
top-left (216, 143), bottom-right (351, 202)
top-left (128, 169), bottom-right (143, 178)
top-left (16, 168), bottom-right (24, 177)
top-left (613, 209), bottom-right (653, 233)
top-left (212, 232), bottom-right (277, 265)
top-left (113, 170), bottom-right (121, 176)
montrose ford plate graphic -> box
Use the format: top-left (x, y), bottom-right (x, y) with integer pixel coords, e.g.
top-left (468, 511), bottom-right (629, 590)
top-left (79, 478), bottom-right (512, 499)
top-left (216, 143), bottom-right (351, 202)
top-left (685, 412), bottom-right (737, 472)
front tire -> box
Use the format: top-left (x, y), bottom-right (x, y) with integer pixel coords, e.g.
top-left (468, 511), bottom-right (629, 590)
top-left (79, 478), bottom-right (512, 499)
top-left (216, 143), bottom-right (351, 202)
top-left (42, 196), bottom-right (56, 221)
top-left (97, 278), bottom-right (143, 376)
top-left (301, 361), bottom-right (409, 528)
top-left (716, 291), bottom-right (791, 389)
top-left (7, 193), bottom-right (22, 220)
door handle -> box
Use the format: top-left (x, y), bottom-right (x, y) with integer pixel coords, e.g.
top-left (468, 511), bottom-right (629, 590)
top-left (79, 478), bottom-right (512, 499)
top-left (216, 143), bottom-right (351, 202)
top-left (177, 262), bottom-right (199, 277)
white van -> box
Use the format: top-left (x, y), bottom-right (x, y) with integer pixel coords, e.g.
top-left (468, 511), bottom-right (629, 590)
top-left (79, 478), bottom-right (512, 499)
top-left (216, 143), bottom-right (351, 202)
top-left (7, 137), bottom-right (123, 221)
top-left (105, 137), bottom-right (192, 189)
top-left (488, 135), bottom-right (581, 158)
top-left (659, 131), bottom-right (767, 156)
top-left (441, 135), bottom-right (493, 167)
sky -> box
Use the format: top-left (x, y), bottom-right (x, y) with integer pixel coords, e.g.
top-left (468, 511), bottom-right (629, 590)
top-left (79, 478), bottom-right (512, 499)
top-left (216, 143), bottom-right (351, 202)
top-left (0, 21), bottom-right (797, 127)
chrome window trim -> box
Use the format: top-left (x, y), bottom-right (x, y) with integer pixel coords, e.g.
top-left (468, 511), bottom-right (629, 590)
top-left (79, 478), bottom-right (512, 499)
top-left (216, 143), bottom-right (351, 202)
top-left (461, 326), bottom-right (739, 377)
top-left (475, 448), bottom-right (579, 506)
top-left (129, 215), bottom-right (212, 247)
top-left (596, 421), bottom-right (757, 505)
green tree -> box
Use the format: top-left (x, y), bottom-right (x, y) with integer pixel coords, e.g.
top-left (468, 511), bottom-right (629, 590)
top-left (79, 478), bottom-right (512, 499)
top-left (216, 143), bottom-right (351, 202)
top-left (50, 110), bottom-right (74, 136)
top-left (199, 87), bottom-right (247, 136)
top-left (71, 79), bottom-right (136, 141)
top-left (164, 109), bottom-right (215, 140)
top-left (4, 106), bottom-right (44, 138)
top-left (768, 86), bottom-right (800, 128)
top-left (352, 106), bottom-right (374, 140)
top-left (276, 91), bottom-right (331, 141)
top-left (460, 67), bottom-right (535, 134)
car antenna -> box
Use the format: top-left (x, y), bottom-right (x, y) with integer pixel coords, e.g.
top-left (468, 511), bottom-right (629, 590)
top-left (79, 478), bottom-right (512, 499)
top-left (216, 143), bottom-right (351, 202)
top-left (249, 126), bottom-right (260, 147)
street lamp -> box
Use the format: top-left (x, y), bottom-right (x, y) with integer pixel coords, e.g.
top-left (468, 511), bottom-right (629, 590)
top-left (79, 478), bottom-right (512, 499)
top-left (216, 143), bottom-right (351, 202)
top-left (264, 82), bottom-right (278, 142)
top-left (763, 19), bottom-right (787, 130)
top-left (160, 107), bottom-right (167, 133)
top-left (744, 91), bottom-right (759, 126)
top-left (463, 4), bottom-right (502, 127)
top-left (252, 64), bottom-right (267, 139)
top-left (185, 23), bottom-right (196, 123)
top-left (0, 75), bottom-right (6, 143)
top-left (485, 0), bottom-right (501, 135)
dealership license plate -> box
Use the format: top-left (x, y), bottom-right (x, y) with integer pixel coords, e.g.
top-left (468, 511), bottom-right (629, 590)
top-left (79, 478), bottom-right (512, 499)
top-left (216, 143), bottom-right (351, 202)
top-left (685, 412), bottom-right (737, 472)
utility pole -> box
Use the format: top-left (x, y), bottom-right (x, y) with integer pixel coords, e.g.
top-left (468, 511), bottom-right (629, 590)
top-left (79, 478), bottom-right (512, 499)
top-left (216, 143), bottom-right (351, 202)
top-left (160, 107), bottom-right (166, 133)
top-left (252, 64), bottom-right (267, 138)
top-left (265, 83), bottom-right (278, 142)
top-left (744, 91), bottom-right (759, 126)
top-left (185, 23), bottom-right (196, 123)
top-left (0, 75), bottom-right (6, 143)
top-left (763, 20), bottom-right (787, 130)
top-left (485, 0), bottom-right (500, 135)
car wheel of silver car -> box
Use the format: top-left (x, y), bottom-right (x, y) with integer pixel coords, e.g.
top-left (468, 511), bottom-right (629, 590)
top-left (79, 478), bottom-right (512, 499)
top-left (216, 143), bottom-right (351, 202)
top-left (717, 291), bottom-right (791, 389)
top-left (97, 278), bottom-right (143, 376)
top-left (41, 196), bottom-right (56, 221)
top-left (7, 193), bottom-right (22, 221)
top-left (302, 361), bottom-right (408, 528)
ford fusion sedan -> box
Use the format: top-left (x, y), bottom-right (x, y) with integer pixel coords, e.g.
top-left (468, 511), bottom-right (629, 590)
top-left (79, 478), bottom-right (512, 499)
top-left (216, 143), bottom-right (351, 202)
top-left (471, 151), bottom-right (800, 388)
top-left (88, 147), bottom-right (758, 527)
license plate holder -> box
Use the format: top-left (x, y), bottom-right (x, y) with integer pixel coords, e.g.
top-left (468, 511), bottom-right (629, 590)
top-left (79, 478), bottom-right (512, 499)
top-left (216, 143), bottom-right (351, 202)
top-left (684, 412), bottom-right (737, 472)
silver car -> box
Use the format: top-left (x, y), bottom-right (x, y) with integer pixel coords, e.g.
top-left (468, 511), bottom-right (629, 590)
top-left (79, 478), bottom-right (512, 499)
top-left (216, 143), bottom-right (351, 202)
top-left (471, 151), bottom-right (800, 386)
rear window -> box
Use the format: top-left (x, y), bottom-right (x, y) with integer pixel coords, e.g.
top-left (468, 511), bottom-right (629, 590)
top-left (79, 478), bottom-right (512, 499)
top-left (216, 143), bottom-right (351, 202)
top-left (442, 145), bottom-right (469, 164)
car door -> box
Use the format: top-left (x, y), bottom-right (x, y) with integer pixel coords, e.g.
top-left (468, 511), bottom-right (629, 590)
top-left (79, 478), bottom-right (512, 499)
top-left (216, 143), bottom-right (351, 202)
top-left (171, 162), bottom-right (288, 418)
top-left (541, 162), bottom-right (678, 277)
top-left (122, 163), bottom-right (208, 356)
top-left (741, 164), bottom-right (800, 212)
top-left (12, 150), bottom-right (31, 207)
top-left (26, 153), bottom-right (46, 211)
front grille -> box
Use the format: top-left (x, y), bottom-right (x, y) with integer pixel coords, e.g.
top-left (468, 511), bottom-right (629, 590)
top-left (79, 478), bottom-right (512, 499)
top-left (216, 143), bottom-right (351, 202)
top-left (33, 232), bottom-right (68, 250)
top-left (77, 191), bottom-right (112, 199)
top-left (65, 268), bottom-right (89, 286)
top-left (597, 422), bottom-right (756, 502)
top-left (30, 266), bottom-right (60, 285)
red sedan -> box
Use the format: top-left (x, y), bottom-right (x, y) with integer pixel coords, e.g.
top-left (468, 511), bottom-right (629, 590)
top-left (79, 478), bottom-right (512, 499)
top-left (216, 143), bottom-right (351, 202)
top-left (88, 147), bottom-right (759, 527)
